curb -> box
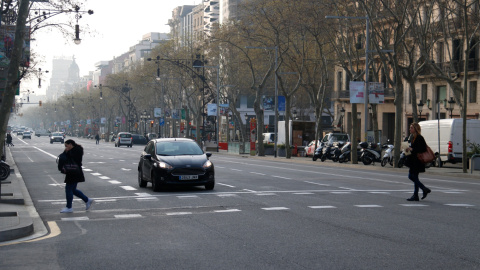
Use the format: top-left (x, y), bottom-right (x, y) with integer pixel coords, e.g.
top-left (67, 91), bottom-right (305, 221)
top-left (0, 146), bottom-right (48, 244)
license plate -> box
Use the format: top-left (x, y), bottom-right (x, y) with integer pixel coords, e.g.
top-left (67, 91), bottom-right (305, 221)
top-left (180, 175), bottom-right (198, 180)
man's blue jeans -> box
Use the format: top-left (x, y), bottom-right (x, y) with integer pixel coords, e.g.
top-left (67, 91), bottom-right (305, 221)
top-left (65, 182), bottom-right (88, 208)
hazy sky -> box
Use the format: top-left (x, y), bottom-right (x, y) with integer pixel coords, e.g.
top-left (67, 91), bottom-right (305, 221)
top-left (25, 0), bottom-right (198, 95)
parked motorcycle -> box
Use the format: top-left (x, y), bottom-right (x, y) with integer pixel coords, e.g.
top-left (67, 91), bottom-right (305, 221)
top-left (312, 143), bottom-right (325, 161)
top-left (381, 140), bottom-right (394, 167)
top-left (338, 142), bottom-right (363, 163)
top-left (359, 142), bottom-right (382, 165)
top-left (321, 141), bottom-right (345, 162)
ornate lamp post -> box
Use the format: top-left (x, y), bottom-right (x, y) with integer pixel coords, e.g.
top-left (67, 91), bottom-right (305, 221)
top-left (340, 107), bottom-right (345, 133)
top-left (444, 97), bottom-right (456, 118)
top-left (417, 100), bottom-right (424, 120)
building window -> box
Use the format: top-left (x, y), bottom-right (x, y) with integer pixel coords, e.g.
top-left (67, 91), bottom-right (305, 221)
top-left (247, 95), bottom-right (255, 108)
top-left (421, 84), bottom-right (428, 102)
top-left (337, 71), bottom-right (343, 91)
top-left (469, 81), bottom-right (477, 103)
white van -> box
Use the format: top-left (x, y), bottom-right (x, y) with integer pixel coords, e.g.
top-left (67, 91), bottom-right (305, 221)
top-left (262, 133), bottom-right (275, 144)
top-left (419, 119), bottom-right (480, 165)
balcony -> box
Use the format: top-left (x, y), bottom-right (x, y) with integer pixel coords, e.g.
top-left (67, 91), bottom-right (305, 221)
top-left (419, 59), bottom-right (479, 76)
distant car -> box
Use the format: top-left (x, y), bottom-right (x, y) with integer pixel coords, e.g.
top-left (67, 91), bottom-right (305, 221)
top-left (132, 134), bottom-right (148, 145)
top-left (147, 133), bottom-right (157, 140)
top-left (138, 138), bottom-right (215, 191)
top-left (50, 132), bottom-right (65, 144)
top-left (17, 131), bottom-right (23, 136)
top-left (35, 131), bottom-right (51, 137)
top-left (115, 132), bottom-right (133, 147)
top-left (22, 131), bottom-right (31, 139)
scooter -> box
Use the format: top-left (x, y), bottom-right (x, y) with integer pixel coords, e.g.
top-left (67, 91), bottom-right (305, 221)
top-left (338, 142), bottom-right (351, 163)
top-left (381, 140), bottom-right (394, 167)
top-left (312, 143), bottom-right (325, 161)
top-left (359, 142), bottom-right (382, 165)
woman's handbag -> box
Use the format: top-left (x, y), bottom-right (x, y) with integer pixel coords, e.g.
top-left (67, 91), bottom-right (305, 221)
top-left (58, 153), bottom-right (81, 174)
top-left (417, 145), bottom-right (435, 164)
top-left (62, 159), bottom-right (81, 174)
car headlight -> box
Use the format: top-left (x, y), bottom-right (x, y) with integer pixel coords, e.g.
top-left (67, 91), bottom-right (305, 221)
top-left (203, 160), bottom-right (212, 169)
top-left (154, 161), bottom-right (172, 169)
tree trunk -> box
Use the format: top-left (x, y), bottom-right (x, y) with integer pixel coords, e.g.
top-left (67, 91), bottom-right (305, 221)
top-left (0, 0), bottom-right (30, 159)
top-left (393, 74), bottom-right (404, 168)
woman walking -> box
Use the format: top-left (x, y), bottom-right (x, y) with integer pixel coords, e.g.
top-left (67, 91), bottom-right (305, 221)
top-left (406, 122), bottom-right (431, 201)
top-left (57, 139), bottom-right (94, 213)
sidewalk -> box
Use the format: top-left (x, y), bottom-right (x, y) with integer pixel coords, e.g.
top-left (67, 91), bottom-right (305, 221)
top-left (1, 148), bottom-right (478, 244)
top-left (0, 147), bottom-right (47, 244)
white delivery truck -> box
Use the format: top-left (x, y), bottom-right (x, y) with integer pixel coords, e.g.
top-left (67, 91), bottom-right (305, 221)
top-left (419, 119), bottom-right (480, 166)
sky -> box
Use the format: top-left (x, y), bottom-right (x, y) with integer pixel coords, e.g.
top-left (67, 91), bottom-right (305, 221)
top-left (25, 0), bottom-right (198, 96)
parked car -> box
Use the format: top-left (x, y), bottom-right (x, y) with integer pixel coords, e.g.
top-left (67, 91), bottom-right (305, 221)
top-left (22, 131), bottom-right (31, 139)
top-left (132, 134), bottom-right (148, 145)
top-left (305, 140), bottom-right (322, 157)
top-left (138, 138), bottom-right (215, 191)
top-left (50, 132), bottom-right (65, 144)
top-left (115, 132), bottom-right (133, 147)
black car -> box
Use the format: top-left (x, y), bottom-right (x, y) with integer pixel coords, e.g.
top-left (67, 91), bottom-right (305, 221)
top-left (132, 134), bottom-right (148, 145)
top-left (138, 138), bottom-right (215, 191)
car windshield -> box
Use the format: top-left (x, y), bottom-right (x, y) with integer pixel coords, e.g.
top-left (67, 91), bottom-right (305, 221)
top-left (52, 133), bottom-right (62, 136)
top-left (156, 141), bottom-right (203, 156)
top-left (333, 135), bottom-right (349, 141)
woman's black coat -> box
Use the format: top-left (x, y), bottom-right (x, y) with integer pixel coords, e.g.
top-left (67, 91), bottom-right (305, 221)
top-left (57, 145), bottom-right (85, 183)
top-left (407, 134), bottom-right (427, 174)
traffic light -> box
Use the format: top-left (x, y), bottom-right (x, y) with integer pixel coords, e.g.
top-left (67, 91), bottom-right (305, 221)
top-left (39, 100), bottom-right (42, 106)
top-left (150, 120), bottom-right (154, 127)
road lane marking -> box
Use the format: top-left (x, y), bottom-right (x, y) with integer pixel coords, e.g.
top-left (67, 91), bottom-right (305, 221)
top-left (309, 206), bottom-right (336, 209)
top-left (91, 173), bottom-right (102, 176)
top-left (120, 186), bottom-right (137, 191)
top-left (262, 207), bottom-right (289, 211)
top-left (255, 193), bottom-right (276, 196)
top-left (99, 176), bottom-right (110, 180)
top-left (272, 175), bottom-right (291, 179)
top-left (115, 214), bottom-right (142, 218)
top-left (109, 180), bottom-right (122, 184)
top-left (61, 217), bottom-right (90, 221)
top-left (445, 204), bottom-right (474, 207)
top-left (355, 205), bottom-right (383, 208)
top-left (250, 172), bottom-right (266, 176)
top-left (400, 204), bottom-right (429, 207)
top-left (217, 183), bottom-right (236, 188)
top-left (167, 212), bottom-right (192, 216)
top-left (216, 194), bottom-right (238, 197)
top-left (294, 192), bottom-right (315, 195)
top-left (230, 168), bottom-right (242, 171)
top-left (214, 209), bottom-right (241, 213)
top-left (177, 195), bottom-right (199, 199)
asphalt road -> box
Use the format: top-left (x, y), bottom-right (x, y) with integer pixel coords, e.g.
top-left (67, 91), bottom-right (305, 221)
top-left (1, 135), bottom-right (480, 269)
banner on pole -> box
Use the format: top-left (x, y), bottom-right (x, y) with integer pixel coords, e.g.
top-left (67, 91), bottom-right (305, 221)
top-left (349, 81), bottom-right (365, 104)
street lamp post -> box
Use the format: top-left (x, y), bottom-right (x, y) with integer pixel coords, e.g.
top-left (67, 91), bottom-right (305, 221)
top-left (193, 64), bottom-right (220, 152)
top-left (444, 97), bottom-right (456, 118)
top-left (325, 15), bottom-right (369, 141)
top-left (340, 107), bottom-right (345, 133)
top-left (417, 100), bottom-right (424, 120)
top-left (246, 46), bottom-right (279, 157)
top-left (37, 68), bottom-right (49, 88)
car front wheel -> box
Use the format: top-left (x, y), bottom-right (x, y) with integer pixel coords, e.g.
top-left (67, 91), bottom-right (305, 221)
top-left (205, 181), bottom-right (215, 190)
top-left (151, 172), bottom-right (163, 192)
top-left (138, 168), bottom-right (147, 188)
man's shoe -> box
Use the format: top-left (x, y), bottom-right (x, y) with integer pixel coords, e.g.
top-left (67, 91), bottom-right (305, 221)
top-left (406, 196), bottom-right (419, 201)
top-left (86, 199), bottom-right (94, 210)
top-left (60, 207), bottom-right (73, 213)
top-left (421, 188), bottom-right (431, 200)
